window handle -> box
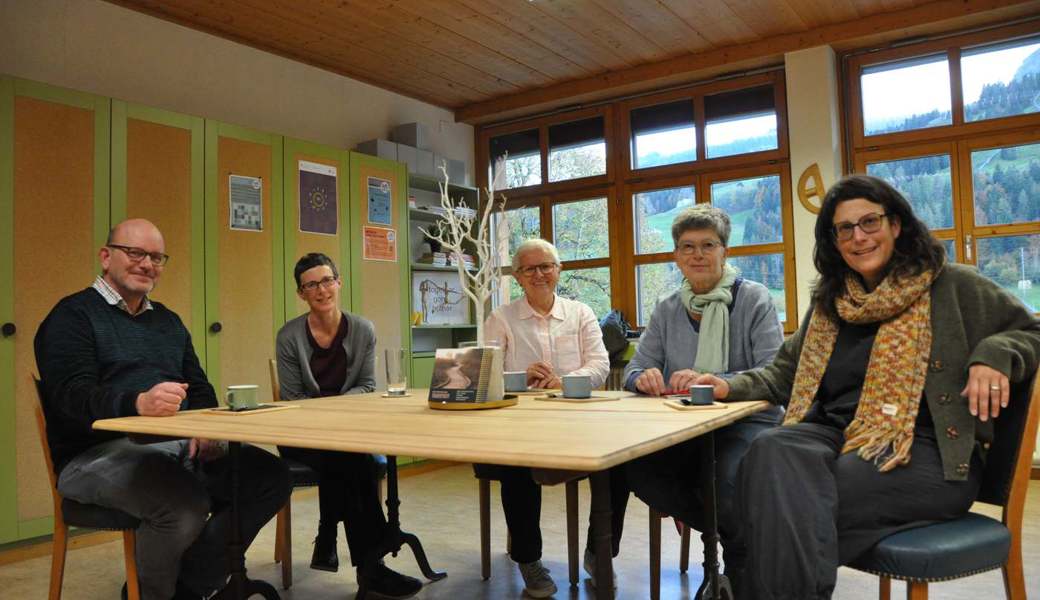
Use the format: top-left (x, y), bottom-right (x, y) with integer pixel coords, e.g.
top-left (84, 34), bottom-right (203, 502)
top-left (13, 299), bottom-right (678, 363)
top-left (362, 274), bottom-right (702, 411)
top-left (964, 234), bottom-right (973, 262)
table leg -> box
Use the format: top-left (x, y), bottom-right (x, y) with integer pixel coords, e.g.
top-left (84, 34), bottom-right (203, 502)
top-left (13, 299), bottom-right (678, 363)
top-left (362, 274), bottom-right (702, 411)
top-left (696, 431), bottom-right (733, 600)
top-left (357, 455), bottom-right (447, 599)
top-left (589, 470), bottom-right (614, 600)
top-left (211, 442), bottom-right (280, 600)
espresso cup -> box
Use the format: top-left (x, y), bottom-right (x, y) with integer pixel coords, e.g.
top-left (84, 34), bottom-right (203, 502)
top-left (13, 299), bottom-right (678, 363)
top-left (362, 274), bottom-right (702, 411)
top-left (226, 384), bottom-right (259, 411)
top-left (503, 371), bottom-right (527, 392)
top-left (561, 375), bottom-right (592, 399)
top-left (688, 384), bottom-right (715, 406)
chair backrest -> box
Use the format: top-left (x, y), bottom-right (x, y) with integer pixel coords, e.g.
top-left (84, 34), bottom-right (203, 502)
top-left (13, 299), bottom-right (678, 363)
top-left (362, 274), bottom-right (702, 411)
top-left (31, 375), bottom-right (64, 512)
top-left (976, 368), bottom-right (1040, 521)
top-left (269, 358), bottom-right (282, 402)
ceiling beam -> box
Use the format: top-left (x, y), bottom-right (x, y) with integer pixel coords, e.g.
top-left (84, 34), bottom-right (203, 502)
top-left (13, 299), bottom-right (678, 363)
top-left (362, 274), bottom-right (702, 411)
top-left (455, 0), bottom-right (1040, 125)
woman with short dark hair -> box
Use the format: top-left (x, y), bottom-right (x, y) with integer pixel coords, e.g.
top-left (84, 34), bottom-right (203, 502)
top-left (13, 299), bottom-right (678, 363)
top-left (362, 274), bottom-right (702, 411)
top-left (696, 174), bottom-right (1040, 599)
top-left (276, 252), bottom-right (421, 598)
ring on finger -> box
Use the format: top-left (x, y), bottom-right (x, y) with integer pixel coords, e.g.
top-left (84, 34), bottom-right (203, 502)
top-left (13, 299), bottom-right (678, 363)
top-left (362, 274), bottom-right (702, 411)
top-left (989, 384), bottom-right (1002, 391)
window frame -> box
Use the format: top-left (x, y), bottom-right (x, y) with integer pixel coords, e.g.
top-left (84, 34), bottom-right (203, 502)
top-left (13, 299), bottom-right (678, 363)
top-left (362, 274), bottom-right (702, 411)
top-left (844, 22), bottom-right (1040, 313)
top-left (478, 71), bottom-right (797, 333)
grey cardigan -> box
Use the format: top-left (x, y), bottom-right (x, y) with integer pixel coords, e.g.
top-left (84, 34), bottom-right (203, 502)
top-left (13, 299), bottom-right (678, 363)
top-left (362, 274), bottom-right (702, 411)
top-left (275, 311), bottom-right (377, 399)
top-left (728, 263), bottom-right (1040, 481)
top-left (624, 278), bottom-right (785, 423)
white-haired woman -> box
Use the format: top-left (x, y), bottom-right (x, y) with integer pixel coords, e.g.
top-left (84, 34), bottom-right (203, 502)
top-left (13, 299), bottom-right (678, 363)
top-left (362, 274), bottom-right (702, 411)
top-left (477, 238), bottom-right (609, 598)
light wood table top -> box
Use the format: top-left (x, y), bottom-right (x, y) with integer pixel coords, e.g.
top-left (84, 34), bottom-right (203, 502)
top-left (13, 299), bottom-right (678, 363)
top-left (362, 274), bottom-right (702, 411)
top-left (94, 389), bottom-right (770, 471)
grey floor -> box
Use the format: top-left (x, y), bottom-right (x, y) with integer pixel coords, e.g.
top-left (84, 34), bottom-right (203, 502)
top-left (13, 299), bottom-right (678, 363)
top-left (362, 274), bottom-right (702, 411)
top-left (2, 464), bottom-right (1038, 599)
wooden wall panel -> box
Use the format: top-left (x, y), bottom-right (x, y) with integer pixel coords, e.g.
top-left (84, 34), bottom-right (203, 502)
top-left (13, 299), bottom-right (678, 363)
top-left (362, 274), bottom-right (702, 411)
top-left (214, 135), bottom-right (278, 402)
top-left (13, 96), bottom-right (98, 522)
top-left (125, 119), bottom-right (194, 326)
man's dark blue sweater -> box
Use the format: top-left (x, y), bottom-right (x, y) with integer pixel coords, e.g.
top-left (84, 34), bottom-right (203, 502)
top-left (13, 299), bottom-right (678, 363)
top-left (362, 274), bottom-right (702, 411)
top-left (34, 288), bottom-right (217, 475)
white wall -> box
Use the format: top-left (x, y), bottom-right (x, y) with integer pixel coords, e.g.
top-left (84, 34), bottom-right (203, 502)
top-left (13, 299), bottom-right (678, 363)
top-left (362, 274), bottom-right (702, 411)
top-left (0, 0), bottom-right (474, 170)
top-left (784, 46), bottom-right (844, 321)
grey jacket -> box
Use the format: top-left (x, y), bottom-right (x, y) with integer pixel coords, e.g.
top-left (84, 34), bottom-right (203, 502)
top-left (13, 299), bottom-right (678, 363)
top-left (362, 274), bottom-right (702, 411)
top-left (275, 311), bottom-right (377, 399)
top-left (728, 263), bottom-right (1040, 481)
top-left (624, 278), bottom-right (785, 423)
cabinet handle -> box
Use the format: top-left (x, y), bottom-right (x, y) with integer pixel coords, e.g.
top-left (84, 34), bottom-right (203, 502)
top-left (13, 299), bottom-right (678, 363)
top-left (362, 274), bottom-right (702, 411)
top-left (209, 322), bottom-right (223, 334)
top-left (1, 322), bottom-right (14, 337)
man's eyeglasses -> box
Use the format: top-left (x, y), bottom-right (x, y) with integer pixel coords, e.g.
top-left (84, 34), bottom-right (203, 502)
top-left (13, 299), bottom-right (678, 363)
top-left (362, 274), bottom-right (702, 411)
top-left (676, 240), bottom-right (723, 256)
top-left (833, 213), bottom-right (890, 242)
top-left (300, 276), bottom-right (339, 292)
top-left (514, 262), bottom-right (559, 277)
top-left (107, 244), bottom-right (169, 266)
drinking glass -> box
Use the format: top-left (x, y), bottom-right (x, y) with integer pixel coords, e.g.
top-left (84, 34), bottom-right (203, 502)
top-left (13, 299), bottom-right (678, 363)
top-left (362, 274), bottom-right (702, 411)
top-left (385, 348), bottom-right (407, 396)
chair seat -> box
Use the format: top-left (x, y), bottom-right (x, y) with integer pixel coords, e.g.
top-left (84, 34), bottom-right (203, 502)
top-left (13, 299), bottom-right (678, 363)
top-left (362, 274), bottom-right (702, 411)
top-left (61, 498), bottom-right (140, 530)
top-left (283, 457), bottom-right (321, 488)
top-left (849, 513), bottom-right (1010, 581)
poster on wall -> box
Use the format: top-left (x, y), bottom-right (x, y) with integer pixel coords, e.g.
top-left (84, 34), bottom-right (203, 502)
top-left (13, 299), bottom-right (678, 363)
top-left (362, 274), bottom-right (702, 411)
top-left (229, 174), bottom-right (262, 231)
top-left (412, 271), bottom-right (470, 325)
top-left (363, 225), bottom-right (397, 262)
top-left (367, 176), bottom-right (392, 225)
top-left (299, 160), bottom-right (338, 235)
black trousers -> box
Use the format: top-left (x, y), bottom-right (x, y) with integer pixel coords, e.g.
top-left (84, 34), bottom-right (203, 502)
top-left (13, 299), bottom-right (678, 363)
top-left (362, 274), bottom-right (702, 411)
top-left (626, 418), bottom-right (774, 576)
top-left (475, 464), bottom-right (629, 564)
top-left (736, 422), bottom-right (982, 600)
top-left (278, 447), bottom-right (387, 567)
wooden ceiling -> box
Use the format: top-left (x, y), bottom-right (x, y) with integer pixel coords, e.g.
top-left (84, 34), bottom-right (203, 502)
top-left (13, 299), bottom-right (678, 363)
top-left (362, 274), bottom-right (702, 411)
top-left (108, 0), bottom-right (1040, 124)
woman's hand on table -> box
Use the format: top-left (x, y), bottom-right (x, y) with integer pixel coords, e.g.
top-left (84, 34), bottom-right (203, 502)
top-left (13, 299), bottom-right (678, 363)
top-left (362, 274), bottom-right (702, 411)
top-left (693, 373), bottom-right (730, 400)
top-left (668, 369), bottom-right (702, 394)
top-left (635, 368), bottom-right (667, 396)
top-left (962, 363), bottom-right (1010, 422)
top-left (527, 362), bottom-right (560, 389)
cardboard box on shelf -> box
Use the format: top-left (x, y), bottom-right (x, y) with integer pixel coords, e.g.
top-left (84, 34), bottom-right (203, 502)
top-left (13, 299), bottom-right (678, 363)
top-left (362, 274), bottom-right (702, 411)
top-left (397, 144), bottom-right (418, 173)
top-left (355, 139), bottom-right (396, 161)
top-left (390, 122), bottom-right (431, 150)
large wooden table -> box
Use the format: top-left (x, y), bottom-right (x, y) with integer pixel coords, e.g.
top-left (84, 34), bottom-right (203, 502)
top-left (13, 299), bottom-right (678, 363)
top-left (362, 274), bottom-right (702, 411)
top-left (95, 390), bottom-right (769, 599)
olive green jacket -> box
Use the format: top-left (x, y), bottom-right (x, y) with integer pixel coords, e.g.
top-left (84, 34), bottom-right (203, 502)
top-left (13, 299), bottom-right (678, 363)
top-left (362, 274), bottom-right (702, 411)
top-left (728, 263), bottom-right (1040, 481)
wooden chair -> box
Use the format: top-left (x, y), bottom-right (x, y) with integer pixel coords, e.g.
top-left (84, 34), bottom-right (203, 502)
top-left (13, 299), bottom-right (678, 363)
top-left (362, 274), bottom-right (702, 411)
top-left (32, 376), bottom-right (142, 600)
top-left (649, 509), bottom-right (692, 600)
top-left (477, 473), bottom-right (581, 585)
top-left (269, 359), bottom-right (388, 590)
top-left (848, 368), bottom-right (1040, 599)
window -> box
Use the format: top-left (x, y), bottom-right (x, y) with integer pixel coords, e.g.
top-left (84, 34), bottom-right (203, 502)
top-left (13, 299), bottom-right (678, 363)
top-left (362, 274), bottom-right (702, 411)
top-left (860, 55), bottom-right (952, 136)
top-left (704, 86), bottom-right (778, 158)
top-left (848, 24), bottom-right (1040, 313)
top-left (962, 37), bottom-right (1040, 123)
top-left (492, 205), bottom-right (541, 304)
top-left (478, 72), bottom-right (794, 330)
top-left (489, 128), bottom-right (541, 189)
top-left (633, 185), bottom-right (696, 255)
top-left (630, 100), bottom-right (696, 169)
top-left (548, 117), bottom-right (606, 182)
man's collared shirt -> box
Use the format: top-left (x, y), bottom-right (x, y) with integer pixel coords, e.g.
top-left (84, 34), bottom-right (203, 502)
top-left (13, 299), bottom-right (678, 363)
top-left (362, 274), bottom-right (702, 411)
top-left (484, 294), bottom-right (609, 388)
top-left (92, 275), bottom-right (153, 316)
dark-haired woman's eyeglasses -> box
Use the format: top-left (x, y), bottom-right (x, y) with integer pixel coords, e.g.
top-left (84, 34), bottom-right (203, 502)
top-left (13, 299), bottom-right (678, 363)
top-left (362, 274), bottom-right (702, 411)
top-left (833, 213), bottom-right (890, 242)
top-left (300, 276), bottom-right (339, 292)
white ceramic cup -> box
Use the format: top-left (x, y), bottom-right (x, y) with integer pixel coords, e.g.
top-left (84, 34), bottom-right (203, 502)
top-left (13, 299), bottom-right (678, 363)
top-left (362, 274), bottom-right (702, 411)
top-left (561, 375), bottom-right (592, 399)
top-left (226, 384), bottom-right (259, 411)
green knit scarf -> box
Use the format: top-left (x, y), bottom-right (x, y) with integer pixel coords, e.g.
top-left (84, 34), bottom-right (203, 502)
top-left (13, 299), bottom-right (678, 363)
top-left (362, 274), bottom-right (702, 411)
top-left (679, 263), bottom-right (739, 374)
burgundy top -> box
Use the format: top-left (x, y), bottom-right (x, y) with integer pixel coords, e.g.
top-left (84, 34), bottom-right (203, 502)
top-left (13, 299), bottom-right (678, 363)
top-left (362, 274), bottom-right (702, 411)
top-left (306, 316), bottom-right (350, 397)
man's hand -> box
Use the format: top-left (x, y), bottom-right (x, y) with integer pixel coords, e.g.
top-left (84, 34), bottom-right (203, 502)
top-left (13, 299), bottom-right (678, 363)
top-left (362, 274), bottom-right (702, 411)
top-left (635, 368), bottom-right (667, 396)
top-left (135, 382), bottom-right (188, 416)
top-left (188, 438), bottom-right (226, 463)
top-left (668, 369), bottom-right (701, 395)
top-left (527, 361), bottom-right (560, 389)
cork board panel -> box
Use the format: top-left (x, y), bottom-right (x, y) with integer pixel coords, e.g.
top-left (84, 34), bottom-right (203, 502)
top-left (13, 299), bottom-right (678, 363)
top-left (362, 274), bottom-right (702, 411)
top-left (217, 136), bottom-right (275, 402)
top-left (13, 96), bottom-right (97, 521)
top-left (287, 152), bottom-right (341, 318)
top-left (354, 160), bottom-right (404, 388)
top-left (126, 119), bottom-right (194, 329)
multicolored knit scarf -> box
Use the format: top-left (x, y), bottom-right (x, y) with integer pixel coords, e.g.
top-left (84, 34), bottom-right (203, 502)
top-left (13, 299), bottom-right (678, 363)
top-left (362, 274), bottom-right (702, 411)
top-left (784, 269), bottom-right (936, 471)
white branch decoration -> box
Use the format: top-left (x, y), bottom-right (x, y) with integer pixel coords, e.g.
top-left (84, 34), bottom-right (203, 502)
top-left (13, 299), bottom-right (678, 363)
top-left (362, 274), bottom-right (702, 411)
top-left (419, 160), bottom-right (507, 345)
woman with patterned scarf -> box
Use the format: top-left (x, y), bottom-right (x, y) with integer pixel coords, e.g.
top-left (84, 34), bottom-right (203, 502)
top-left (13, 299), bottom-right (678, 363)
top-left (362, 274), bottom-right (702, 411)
top-left (621, 204), bottom-right (785, 596)
top-left (694, 174), bottom-right (1040, 600)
